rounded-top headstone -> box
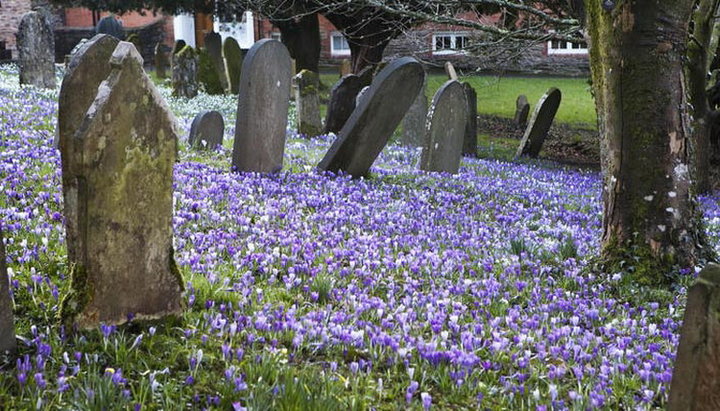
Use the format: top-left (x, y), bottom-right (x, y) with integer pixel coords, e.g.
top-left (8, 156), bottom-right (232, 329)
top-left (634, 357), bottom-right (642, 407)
top-left (223, 36), bottom-right (243, 94)
top-left (401, 74), bottom-right (428, 147)
top-left (324, 74), bottom-right (364, 134)
top-left (204, 31), bottom-right (228, 91)
top-left (189, 110), bottom-right (224, 150)
top-left (172, 45), bottom-right (198, 98)
top-left (419, 80), bottom-right (468, 174)
top-left (317, 57), bottom-right (425, 177)
top-left (231, 39), bottom-right (292, 173)
top-left (515, 88), bottom-right (562, 158)
top-left (16, 11), bottom-right (56, 89)
top-left (514, 94), bottom-right (530, 127)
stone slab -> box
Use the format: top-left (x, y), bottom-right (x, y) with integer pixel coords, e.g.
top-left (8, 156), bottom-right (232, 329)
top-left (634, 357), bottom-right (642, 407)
top-left (189, 110), bottom-right (224, 149)
top-left (17, 11), bottom-right (56, 89)
top-left (419, 80), bottom-right (468, 174)
top-left (515, 88), bottom-right (561, 158)
top-left (462, 82), bottom-right (478, 157)
top-left (0, 226), bottom-right (15, 354)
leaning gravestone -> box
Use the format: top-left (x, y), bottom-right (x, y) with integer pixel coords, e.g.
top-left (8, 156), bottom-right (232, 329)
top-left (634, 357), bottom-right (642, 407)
top-left (189, 111), bottom-right (224, 150)
top-left (204, 31), bottom-right (228, 92)
top-left (0, 226), bottom-right (16, 354)
top-left (668, 263), bottom-right (720, 410)
top-left (324, 74), bottom-right (364, 135)
top-left (16, 11), bottom-right (56, 89)
top-left (59, 42), bottom-right (183, 329)
top-left (515, 88), bottom-right (562, 158)
top-left (232, 39), bottom-right (292, 173)
top-left (514, 94), bottom-right (530, 128)
top-left (318, 57), bottom-right (425, 177)
top-left (154, 43), bottom-right (170, 79)
top-left (223, 36), bottom-right (243, 94)
top-left (462, 82), bottom-right (478, 157)
top-left (419, 80), bottom-right (468, 174)
top-left (172, 45), bottom-right (198, 98)
top-left (401, 74), bottom-right (427, 147)
top-left (294, 69), bottom-right (323, 137)
top-left (444, 61), bottom-right (458, 81)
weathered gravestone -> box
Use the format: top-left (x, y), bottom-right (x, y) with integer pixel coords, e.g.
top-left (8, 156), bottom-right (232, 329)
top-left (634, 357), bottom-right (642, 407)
top-left (401, 74), bottom-right (427, 147)
top-left (172, 45), bottom-right (198, 98)
top-left (339, 59), bottom-right (352, 77)
top-left (198, 48), bottom-right (224, 95)
top-left (57, 34), bottom-right (119, 156)
top-left (154, 43), bottom-right (171, 79)
top-left (355, 86), bottom-right (370, 106)
top-left (223, 36), bottom-right (243, 94)
top-left (231, 39), bottom-right (292, 173)
top-left (668, 263), bottom-right (720, 410)
top-left (0, 226), bottom-right (16, 354)
top-left (515, 88), bottom-right (561, 158)
top-left (294, 69), bottom-right (323, 137)
top-left (318, 57), bottom-right (425, 177)
top-left (16, 11), bottom-right (56, 89)
top-left (419, 80), bottom-right (468, 174)
top-left (462, 82), bottom-right (478, 157)
top-left (324, 74), bottom-right (364, 135)
top-left (204, 31), bottom-right (228, 92)
top-left (189, 110), bottom-right (224, 150)
top-left (514, 94), bottom-right (530, 128)
top-left (444, 61), bottom-right (458, 81)
top-left (59, 42), bottom-right (183, 329)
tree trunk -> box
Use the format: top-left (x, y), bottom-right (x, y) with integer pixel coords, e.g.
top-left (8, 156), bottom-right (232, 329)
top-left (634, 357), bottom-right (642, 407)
top-left (585, 0), bottom-right (709, 283)
top-left (348, 41), bottom-right (389, 73)
top-left (274, 13), bottom-right (320, 74)
top-left (687, 0), bottom-right (720, 194)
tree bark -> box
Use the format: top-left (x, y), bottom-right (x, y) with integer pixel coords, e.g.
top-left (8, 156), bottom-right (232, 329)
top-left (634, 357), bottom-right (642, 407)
top-left (348, 40), bottom-right (389, 73)
top-left (585, 0), bottom-right (708, 283)
top-left (274, 13), bottom-right (321, 74)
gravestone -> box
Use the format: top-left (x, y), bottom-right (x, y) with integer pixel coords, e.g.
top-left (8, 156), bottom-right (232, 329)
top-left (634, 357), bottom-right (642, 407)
top-left (401, 75), bottom-right (427, 146)
top-left (0, 226), bottom-right (16, 354)
top-left (419, 80), bottom-right (468, 174)
top-left (204, 31), bottom-right (228, 92)
top-left (189, 111), bottom-right (224, 150)
top-left (197, 48), bottom-right (224, 95)
top-left (444, 61), bottom-right (458, 81)
top-left (154, 43), bottom-right (170, 79)
top-left (668, 263), bottom-right (720, 410)
top-left (514, 94), bottom-right (530, 128)
top-left (232, 39), bottom-right (292, 173)
top-left (16, 11), bottom-right (56, 89)
top-left (172, 45), bottom-right (198, 98)
top-left (356, 86), bottom-right (370, 106)
top-left (324, 74), bottom-right (364, 135)
top-left (339, 59), bottom-right (352, 77)
top-left (59, 42), bottom-right (183, 329)
top-left (515, 88), bottom-right (561, 158)
top-left (294, 69), bottom-right (323, 137)
top-left (171, 39), bottom-right (186, 71)
top-left (462, 82), bottom-right (478, 157)
top-left (96, 14), bottom-right (124, 40)
top-left (223, 36), bottom-right (243, 94)
top-left (357, 65), bottom-right (374, 87)
top-left (318, 57), bottom-right (425, 177)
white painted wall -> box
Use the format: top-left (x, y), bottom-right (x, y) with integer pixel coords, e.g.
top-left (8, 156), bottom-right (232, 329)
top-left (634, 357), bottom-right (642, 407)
top-left (173, 14), bottom-right (196, 48)
top-left (215, 11), bottom-right (255, 49)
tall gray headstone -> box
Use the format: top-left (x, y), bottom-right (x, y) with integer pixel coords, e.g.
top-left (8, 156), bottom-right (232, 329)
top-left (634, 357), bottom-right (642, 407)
top-left (294, 69), bottom-right (323, 137)
top-left (669, 263), bottom-right (720, 410)
top-left (59, 42), bottom-right (183, 329)
top-left (419, 80), bottom-right (468, 174)
top-left (514, 94), bottom-right (530, 128)
top-left (0, 226), bottom-right (15, 354)
top-left (204, 31), bottom-right (228, 92)
top-left (325, 74), bottom-right (364, 135)
top-left (223, 36), bottom-right (243, 94)
top-left (462, 82), bottom-right (478, 157)
top-left (172, 45), bottom-right (198, 98)
top-left (58, 34), bottom-right (120, 248)
top-left (401, 75), bottom-right (427, 146)
top-left (189, 110), bottom-right (224, 150)
top-left (231, 39), bottom-right (292, 173)
top-left (318, 57), bottom-right (425, 177)
top-left (515, 88), bottom-right (562, 159)
top-left (155, 43), bottom-right (170, 79)
top-left (16, 11), bottom-right (56, 89)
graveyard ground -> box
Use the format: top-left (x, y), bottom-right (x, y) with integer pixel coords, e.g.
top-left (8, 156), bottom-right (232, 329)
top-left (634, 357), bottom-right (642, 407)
top-left (2, 63), bottom-right (720, 409)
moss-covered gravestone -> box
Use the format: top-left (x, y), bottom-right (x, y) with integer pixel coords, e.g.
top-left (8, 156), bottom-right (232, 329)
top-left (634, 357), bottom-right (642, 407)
top-left (419, 80), bottom-right (468, 174)
top-left (0, 226), bottom-right (16, 354)
top-left (189, 110), bottom-right (224, 150)
top-left (172, 45), bottom-right (198, 98)
top-left (232, 39), bottom-right (292, 173)
top-left (16, 11), bottom-right (55, 89)
top-left (294, 69), bottom-right (323, 137)
top-left (515, 88), bottom-right (561, 159)
top-left (222, 36), bottom-right (243, 94)
top-left (318, 57), bottom-right (425, 177)
top-left (204, 31), bottom-right (228, 92)
top-left (197, 48), bottom-right (224, 95)
top-left (462, 82), bottom-right (478, 157)
top-left (401, 74), bottom-right (427, 147)
top-left (60, 42), bottom-right (183, 329)
top-left (669, 263), bottom-right (720, 410)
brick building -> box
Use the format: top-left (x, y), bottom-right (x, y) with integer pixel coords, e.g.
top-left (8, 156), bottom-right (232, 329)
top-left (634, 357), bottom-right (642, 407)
top-left (0, 0), bottom-right (32, 57)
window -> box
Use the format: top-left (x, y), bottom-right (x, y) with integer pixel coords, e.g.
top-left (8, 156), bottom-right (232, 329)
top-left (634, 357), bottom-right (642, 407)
top-left (270, 32), bottom-right (281, 41)
top-left (547, 38), bottom-right (588, 55)
top-left (331, 33), bottom-right (351, 56)
top-left (432, 33), bottom-right (470, 55)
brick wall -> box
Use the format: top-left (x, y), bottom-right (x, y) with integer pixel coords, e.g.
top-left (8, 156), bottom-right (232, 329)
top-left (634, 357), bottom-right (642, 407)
top-left (62, 8), bottom-right (174, 47)
top-left (0, 0), bottom-right (32, 56)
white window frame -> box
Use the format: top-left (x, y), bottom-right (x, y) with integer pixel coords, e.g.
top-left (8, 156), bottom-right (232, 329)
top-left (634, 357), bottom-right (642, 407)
top-left (547, 38), bottom-right (588, 55)
top-left (432, 32), bottom-right (470, 55)
top-left (330, 32), bottom-right (351, 56)
top-left (270, 32), bottom-right (281, 41)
